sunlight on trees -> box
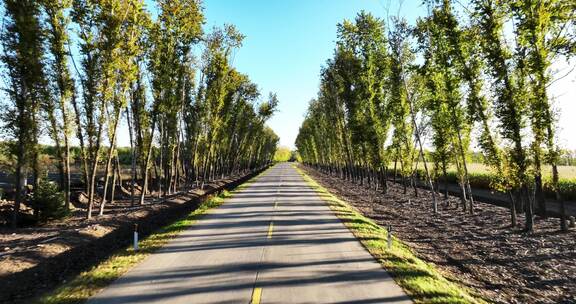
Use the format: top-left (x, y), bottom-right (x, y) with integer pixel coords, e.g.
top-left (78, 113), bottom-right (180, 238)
top-left (296, 0), bottom-right (575, 233)
top-left (1, 0), bottom-right (279, 225)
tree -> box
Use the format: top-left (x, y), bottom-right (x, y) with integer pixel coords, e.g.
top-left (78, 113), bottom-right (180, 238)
top-left (142, 0), bottom-right (204, 202)
top-left (41, 0), bottom-right (75, 211)
top-left (472, 0), bottom-right (534, 231)
top-left (417, 1), bottom-right (474, 213)
top-left (511, 0), bottom-right (575, 230)
top-left (71, 0), bottom-right (105, 219)
top-left (387, 18), bottom-right (416, 196)
top-left (297, 0), bottom-right (574, 234)
top-left (98, 0), bottom-right (148, 215)
top-left (1, 0), bottom-right (46, 227)
top-left (1, 0), bottom-right (280, 226)
top-left (336, 12), bottom-right (391, 192)
top-left (274, 147), bottom-right (292, 162)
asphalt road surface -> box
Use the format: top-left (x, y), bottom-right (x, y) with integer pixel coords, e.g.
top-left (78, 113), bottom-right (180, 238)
top-left (89, 163), bottom-right (411, 304)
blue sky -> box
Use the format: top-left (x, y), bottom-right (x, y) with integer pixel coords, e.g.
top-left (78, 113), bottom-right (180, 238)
top-left (201, 0), bottom-right (426, 149)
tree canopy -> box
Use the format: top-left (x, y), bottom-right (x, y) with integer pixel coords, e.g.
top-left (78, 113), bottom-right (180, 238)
top-left (296, 1), bottom-right (575, 233)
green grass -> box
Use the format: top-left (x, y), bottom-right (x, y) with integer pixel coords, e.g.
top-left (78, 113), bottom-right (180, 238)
top-left (293, 165), bottom-right (487, 304)
top-left (36, 168), bottom-right (269, 304)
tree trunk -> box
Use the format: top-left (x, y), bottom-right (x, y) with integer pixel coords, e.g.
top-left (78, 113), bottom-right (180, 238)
top-left (534, 173), bottom-right (546, 217)
top-left (524, 184), bottom-right (534, 233)
top-left (552, 164), bottom-right (567, 231)
top-left (86, 120), bottom-right (105, 219)
top-left (12, 156), bottom-right (25, 228)
top-left (70, 91), bottom-right (90, 194)
top-left (508, 190), bottom-right (518, 227)
top-left (451, 108), bottom-right (474, 214)
top-left (31, 145), bottom-right (40, 219)
top-left (406, 84), bottom-right (437, 213)
top-left (126, 107), bottom-right (136, 206)
top-left (63, 129), bottom-right (71, 211)
top-left (99, 108), bottom-right (121, 216)
top-left (139, 116), bottom-right (157, 205)
top-left (158, 120), bottom-right (164, 197)
top-left (110, 159), bottom-right (118, 207)
top-left (115, 155), bottom-right (123, 190)
top-left (442, 162), bottom-right (449, 200)
top-left (380, 166), bottom-right (388, 194)
top-left (86, 150), bottom-right (99, 219)
top-left (454, 156), bottom-right (468, 211)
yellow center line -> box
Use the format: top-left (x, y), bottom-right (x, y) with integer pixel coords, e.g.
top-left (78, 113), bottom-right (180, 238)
top-left (252, 174), bottom-right (282, 304)
top-left (267, 221), bottom-right (274, 239)
top-left (251, 287), bottom-right (262, 304)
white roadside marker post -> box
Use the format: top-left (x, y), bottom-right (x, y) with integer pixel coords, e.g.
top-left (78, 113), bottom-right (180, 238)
top-left (134, 224), bottom-right (139, 251)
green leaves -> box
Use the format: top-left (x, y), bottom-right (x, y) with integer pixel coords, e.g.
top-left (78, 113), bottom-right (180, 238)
top-left (1, 0), bottom-right (279, 220)
top-left (258, 93), bottom-right (279, 121)
top-left (298, 0), bottom-right (574, 231)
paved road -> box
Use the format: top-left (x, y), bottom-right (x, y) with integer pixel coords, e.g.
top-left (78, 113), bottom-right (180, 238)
top-left (89, 163), bottom-right (411, 304)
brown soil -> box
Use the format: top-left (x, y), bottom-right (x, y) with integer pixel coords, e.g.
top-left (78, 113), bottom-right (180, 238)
top-left (0, 170), bottom-right (262, 303)
top-left (302, 166), bottom-right (576, 304)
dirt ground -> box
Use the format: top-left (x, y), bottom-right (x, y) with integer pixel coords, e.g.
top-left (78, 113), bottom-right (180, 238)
top-left (0, 172), bottom-right (257, 303)
top-left (303, 166), bottom-right (576, 304)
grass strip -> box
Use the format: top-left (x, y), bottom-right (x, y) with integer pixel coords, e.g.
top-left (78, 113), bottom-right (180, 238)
top-left (37, 168), bottom-right (269, 304)
top-left (293, 165), bottom-right (487, 304)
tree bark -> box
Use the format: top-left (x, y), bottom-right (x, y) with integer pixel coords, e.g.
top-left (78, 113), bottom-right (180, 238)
top-left (99, 107), bottom-right (121, 216)
top-left (139, 115), bottom-right (157, 205)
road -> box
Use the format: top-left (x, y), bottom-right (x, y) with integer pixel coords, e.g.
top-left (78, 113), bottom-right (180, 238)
top-left (89, 163), bottom-right (411, 304)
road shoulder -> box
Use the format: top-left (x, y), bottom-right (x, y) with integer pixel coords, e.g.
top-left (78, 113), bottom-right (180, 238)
top-left (294, 164), bottom-right (485, 304)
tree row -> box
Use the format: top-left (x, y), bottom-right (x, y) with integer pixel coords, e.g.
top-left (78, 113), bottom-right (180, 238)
top-left (296, 0), bottom-right (575, 233)
top-left (1, 0), bottom-right (279, 226)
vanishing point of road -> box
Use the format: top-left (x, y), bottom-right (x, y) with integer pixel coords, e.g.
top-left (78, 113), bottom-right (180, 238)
top-left (89, 163), bottom-right (411, 304)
